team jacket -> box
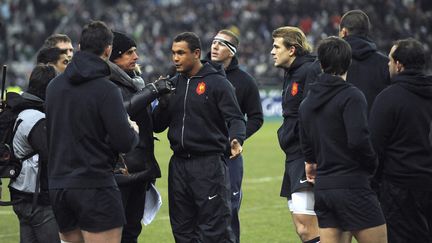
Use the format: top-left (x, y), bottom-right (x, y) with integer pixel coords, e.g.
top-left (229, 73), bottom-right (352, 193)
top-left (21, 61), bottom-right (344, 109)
top-left (278, 54), bottom-right (316, 161)
top-left (299, 73), bottom-right (378, 190)
top-left (205, 53), bottom-right (263, 139)
top-left (344, 35), bottom-right (390, 113)
top-left (153, 62), bottom-right (246, 154)
top-left (108, 62), bottom-right (161, 185)
top-left (45, 51), bottom-right (139, 189)
top-left (369, 70), bottom-right (432, 190)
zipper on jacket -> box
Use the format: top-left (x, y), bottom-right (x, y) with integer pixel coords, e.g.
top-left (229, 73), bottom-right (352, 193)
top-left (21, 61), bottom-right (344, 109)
top-left (181, 78), bottom-right (191, 149)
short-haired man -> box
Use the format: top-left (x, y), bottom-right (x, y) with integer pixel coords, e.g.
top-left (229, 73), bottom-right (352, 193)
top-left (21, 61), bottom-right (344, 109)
top-left (37, 47), bottom-right (70, 73)
top-left (45, 21), bottom-right (139, 243)
top-left (9, 64), bottom-right (60, 243)
top-left (270, 26), bottom-right (320, 243)
top-left (370, 38), bottom-right (432, 242)
top-left (207, 29), bottom-right (263, 243)
top-left (339, 10), bottom-right (390, 113)
top-left (299, 36), bottom-right (387, 243)
top-left (43, 33), bottom-right (74, 59)
top-left (108, 31), bottom-right (170, 243)
top-left (153, 32), bottom-right (246, 243)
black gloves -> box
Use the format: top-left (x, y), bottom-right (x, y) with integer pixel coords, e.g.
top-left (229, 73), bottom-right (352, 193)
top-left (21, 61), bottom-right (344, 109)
top-left (151, 76), bottom-right (173, 95)
top-left (124, 77), bottom-right (174, 117)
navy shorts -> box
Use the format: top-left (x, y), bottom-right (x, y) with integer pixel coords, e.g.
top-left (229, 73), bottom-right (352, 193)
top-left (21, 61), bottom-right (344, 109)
top-left (49, 187), bottom-right (126, 233)
top-left (280, 157), bottom-right (313, 198)
top-left (314, 188), bottom-right (385, 231)
top-left (380, 180), bottom-right (432, 242)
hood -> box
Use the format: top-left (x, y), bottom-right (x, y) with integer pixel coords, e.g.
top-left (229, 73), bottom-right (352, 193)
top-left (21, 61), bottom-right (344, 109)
top-left (193, 60), bottom-right (226, 78)
top-left (225, 55), bottom-right (239, 72)
top-left (204, 51), bottom-right (240, 73)
top-left (203, 53), bottom-right (228, 75)
top-left (287, 54), bottom-right (316, 74)
top-left (306, 73), bottom-right (352, 110)
top-left (65, 51), bottom-right (111, 85)
top-left (108, 61), bottom-right (145, 91)
top-left (344, 35), bottom-right (377, 61)
top-left (392, 70), bottom-right (432, 98)
top-left (5, 92), bottom-right (44, 112)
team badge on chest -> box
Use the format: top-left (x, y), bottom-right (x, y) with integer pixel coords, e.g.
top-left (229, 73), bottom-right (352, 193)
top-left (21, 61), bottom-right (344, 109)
top-left (196, 82), bottom-right (206, 95)
top-left (291, 82), bottom-right (298, 96)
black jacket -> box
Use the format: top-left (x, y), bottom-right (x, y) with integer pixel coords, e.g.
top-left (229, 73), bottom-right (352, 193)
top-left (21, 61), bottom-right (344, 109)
top-left (205, 53), bottom-right (263, 139)
top-left (108, 62), bottom-right (161, 186)
top-left (46, 51), bottom-right (139, 189)
top-left (369, 70), bottom-right (432, 190)
top-left (300, 73), bottom-right (378, 190)
top-left (153, 62), bottom-right (246, 154)
top-left (344, 35), bottom-right (390, 113)
top-left (277, 54), bottom-right (316, 161)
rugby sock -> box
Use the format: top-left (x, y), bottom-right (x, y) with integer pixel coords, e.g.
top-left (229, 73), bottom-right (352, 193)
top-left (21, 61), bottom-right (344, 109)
top-left (303, 236), bottom-right (320, 243)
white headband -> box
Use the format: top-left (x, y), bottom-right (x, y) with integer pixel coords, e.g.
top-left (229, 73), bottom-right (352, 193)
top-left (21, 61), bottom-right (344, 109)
top-left (214, 37), bottom-right (237, 55)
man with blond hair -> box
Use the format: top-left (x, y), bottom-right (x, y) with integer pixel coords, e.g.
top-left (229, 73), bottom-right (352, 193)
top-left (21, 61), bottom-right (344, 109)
top-left (271, 26), bottom-right (320, 243)
top-left (207, 29), bottom-right (263, 243)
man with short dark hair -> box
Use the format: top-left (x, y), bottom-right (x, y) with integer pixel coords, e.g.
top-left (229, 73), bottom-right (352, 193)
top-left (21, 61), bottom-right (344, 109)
top-left (43, 33), bottom-right (74, 59)
top-left (37, 47), bottom-right (70, 73)
top-left (207, 29), bottom-right (263, 243)
top-left (299, 36), bottom-right (387, 243)
top-left (339, 9), bottom-right (390, 112)
top-left (45, 21), bottom-right (139, 243)
top-left (9, 64), bottom-right (60, 243)
top-left (370, 38), bottom-right (432, 242)
top-left (153, 32), bottom-right (246, 243)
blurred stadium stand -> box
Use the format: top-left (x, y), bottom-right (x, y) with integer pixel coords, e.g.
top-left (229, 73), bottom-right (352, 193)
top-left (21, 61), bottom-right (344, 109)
top-left (0, 0), bottom-right (431, 89)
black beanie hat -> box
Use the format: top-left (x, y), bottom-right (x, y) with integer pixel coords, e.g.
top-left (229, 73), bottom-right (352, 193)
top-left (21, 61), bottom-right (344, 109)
top-left (110, 31), bottom-right (137, 61)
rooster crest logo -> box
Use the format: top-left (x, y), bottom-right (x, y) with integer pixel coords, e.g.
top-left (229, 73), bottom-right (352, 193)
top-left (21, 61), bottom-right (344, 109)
top-left (291, 82), bottom-right (299, 96)
top-left (196, 82), bottom-right (206, 95)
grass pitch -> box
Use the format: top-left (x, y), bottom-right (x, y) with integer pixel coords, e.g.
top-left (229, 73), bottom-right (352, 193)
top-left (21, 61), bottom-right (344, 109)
top-left (0, 120), bottom-right (301, 242)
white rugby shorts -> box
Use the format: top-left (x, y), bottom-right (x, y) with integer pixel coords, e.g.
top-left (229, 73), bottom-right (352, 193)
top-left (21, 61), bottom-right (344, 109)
top-left (288, 190), bottom-right (316, 215)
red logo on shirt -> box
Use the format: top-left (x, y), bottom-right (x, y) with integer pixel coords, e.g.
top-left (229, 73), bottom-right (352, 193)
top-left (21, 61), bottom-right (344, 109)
top-left (291, 82), bottom-right (299, 96)
top-left (196, 82), bottom-right (206, 95)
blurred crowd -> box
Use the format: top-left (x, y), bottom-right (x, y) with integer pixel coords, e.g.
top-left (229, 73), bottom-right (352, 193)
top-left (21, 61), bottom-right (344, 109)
top-left (1, 0), bottom-right (431, 88)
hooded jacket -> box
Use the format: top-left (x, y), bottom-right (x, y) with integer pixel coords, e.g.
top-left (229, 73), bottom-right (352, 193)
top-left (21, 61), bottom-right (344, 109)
top-left (7, 92), bottom-right (50, 204)
top-left (344, 35), bottom-right (390, 113)
top-left (108, 61), bottom-right (161, 185)
top-left (153, 62), bottom-right (246, 155)
top-left (277, 54), bottom-right (317, 161)
top-left (205, 53), bottom-right (263, 139)
top-left (369, 70), bottom-right (432, 190)
top-left (299, 73), bottom-right (378, 190)
top-left (45, 51), bottom-right (139, 189)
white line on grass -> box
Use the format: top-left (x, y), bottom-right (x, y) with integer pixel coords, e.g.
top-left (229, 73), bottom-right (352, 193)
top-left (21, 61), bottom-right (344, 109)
top-left (0, 232), bottom-right (19, 238)
top-left (244, 176), bottom-right (279, 183)
top-left (0, 211), bottom-right (13, 215)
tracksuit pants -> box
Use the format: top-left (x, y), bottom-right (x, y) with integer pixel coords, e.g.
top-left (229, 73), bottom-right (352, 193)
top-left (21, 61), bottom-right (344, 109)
top-left (168, 154), bottom-right (235, 243)
top-left (226, 155), bottom-right (243, 243)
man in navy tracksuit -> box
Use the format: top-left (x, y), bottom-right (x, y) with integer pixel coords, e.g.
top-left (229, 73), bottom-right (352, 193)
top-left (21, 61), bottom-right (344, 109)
top-left (339, 9), bottom-right (390, 113)
top-left (46, 21), bottom-right (139, 243)
top-left (299, 36), bottom-right (387, 243)
top-left (370, 38), bottom-right (432, 242)
top-left (339, 9), bottom-right (391, 197)
top-left (271, 26), bottom-right (320, 243)
top-left (206, 29), bottom-right (263, 243)
top-left (153, 32), bottom-right (246, 243)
